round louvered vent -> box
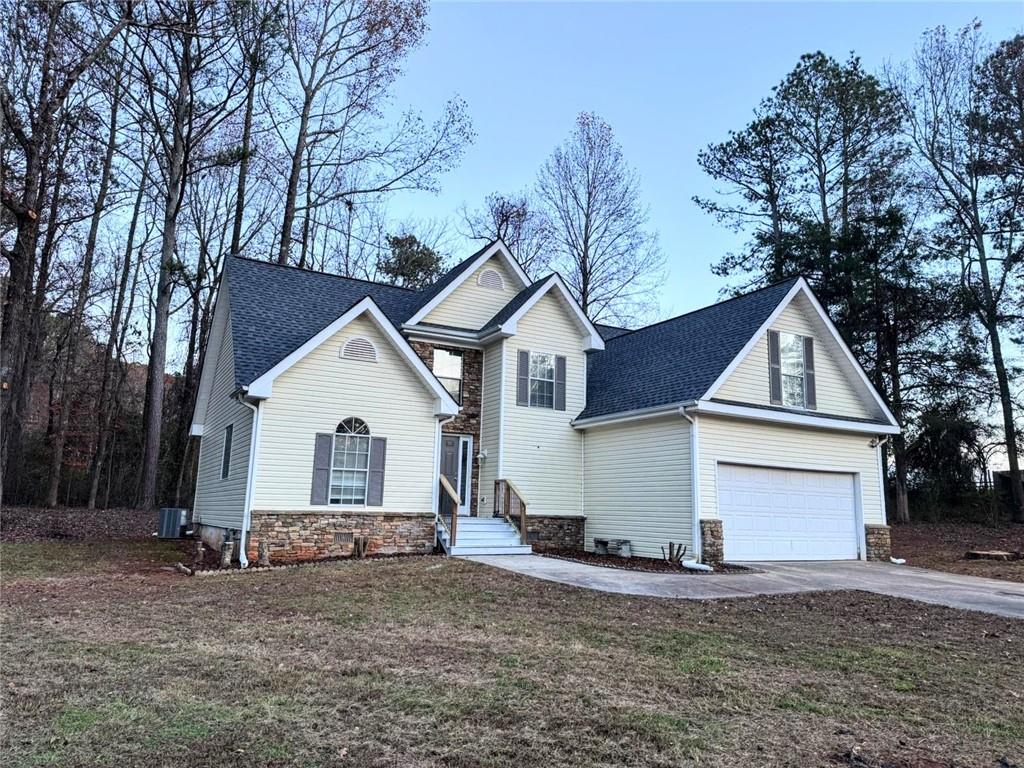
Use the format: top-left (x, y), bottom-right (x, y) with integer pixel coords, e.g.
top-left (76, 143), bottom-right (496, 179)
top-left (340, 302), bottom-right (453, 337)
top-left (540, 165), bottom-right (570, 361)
top-left (341, 336), bottom-right (377, 362)
top-left (477, 268), bottom-right (505, 291)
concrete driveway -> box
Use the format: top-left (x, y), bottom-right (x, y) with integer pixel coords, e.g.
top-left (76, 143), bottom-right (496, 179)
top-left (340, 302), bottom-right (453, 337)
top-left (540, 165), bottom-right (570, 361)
top-left (464, 555), bottom-right (1024, 619)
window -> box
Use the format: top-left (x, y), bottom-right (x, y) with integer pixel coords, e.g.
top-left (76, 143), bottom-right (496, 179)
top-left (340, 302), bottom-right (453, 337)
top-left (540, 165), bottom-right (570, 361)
top-left (330, 418), bottom-right (371, 505)
top-left (341, 337), bottom-right (377, 362)
top-left (433, 349), bottom-right (463, 404)
top-left (779, 332), bottom-right (806, 408)
top-left (220, 424), bottom-right (233, 479)
top-left (477, 268), bottom-right (505, 291)
top-left (528, 352), bottom-right (556, 408)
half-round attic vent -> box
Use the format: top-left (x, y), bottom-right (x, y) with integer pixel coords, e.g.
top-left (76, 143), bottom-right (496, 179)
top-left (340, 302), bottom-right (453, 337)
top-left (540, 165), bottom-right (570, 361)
top-left (341, 336), bottom-right (377, 363)
top-left (477, 268), bottom-right (505, 291)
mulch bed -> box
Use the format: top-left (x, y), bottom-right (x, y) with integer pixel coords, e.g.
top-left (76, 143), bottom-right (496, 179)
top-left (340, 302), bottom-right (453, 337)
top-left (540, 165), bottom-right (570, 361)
top-left (1, 506), bottom-right (159, 543)
top-left (540, 548), bottom-right (751, 574)
top-left (891, 521), bottom-right (1024, 583)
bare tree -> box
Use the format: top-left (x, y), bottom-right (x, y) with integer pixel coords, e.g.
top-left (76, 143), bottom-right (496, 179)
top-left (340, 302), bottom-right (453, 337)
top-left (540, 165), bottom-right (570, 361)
top-left (128, 0), bottom-right (245, 509)
top-left (894, 24), bottom-right (1024, 521)
top-left (0, 0), bottom-right (134, 501)
top-left (536, 112), bottom-right (664, 325)
top-left (272, 0), bottom-right (472, 266)
top-left (462, 192), bottom-right (553, 277)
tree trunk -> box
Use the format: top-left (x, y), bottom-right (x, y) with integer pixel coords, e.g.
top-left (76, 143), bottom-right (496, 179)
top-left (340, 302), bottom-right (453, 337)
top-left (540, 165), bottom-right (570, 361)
top-left (230, 65), bottom-right (258, 256)
top-left (139, 60), bottom-right (190, 510)
top-left (973, 230), bottom-right (1024, 522)
top-left (45, 72), bottom-right (122, 507)
top-left (88, 164), bottom-right (146, 509)
top-left (276, 97), bottom-right (311, 265)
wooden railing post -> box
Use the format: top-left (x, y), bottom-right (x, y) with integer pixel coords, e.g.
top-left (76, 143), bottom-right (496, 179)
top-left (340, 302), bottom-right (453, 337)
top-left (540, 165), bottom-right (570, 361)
top-left (519, 500), bottom-right (527, 546)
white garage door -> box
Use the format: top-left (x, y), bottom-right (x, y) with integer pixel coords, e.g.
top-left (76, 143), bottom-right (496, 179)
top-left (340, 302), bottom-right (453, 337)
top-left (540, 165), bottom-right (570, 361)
top-left (717, 464), bottom-right (858, 561)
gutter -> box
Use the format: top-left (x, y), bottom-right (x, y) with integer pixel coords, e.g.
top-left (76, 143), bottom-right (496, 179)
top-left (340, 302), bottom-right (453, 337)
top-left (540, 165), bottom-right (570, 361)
top-left (572, 401), bottom-right (697, 430)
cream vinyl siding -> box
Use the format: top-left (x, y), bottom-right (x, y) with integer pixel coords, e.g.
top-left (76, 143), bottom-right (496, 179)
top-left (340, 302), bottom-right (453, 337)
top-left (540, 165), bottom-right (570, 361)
top-left (583, 416), bottom-right (693, 559)
top-left (193, 318), bottom-right (252, 529)
top-left (502, 293), bottom-right (586, 516)
top-left (477, 340), bottom-right (504, 513)
top-left (696, 414), bottom-right (884, 526)
top-left (423, 256), bottom-right (524, 329)
top-left (252, 315), bottom-right (437, 513)
top-left (717, 294), bottom-right (878, 420)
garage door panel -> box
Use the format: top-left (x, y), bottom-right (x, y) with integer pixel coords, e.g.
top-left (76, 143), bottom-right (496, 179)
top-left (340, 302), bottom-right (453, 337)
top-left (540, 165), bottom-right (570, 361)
top-left (718, 464), bottom-right (858, 561)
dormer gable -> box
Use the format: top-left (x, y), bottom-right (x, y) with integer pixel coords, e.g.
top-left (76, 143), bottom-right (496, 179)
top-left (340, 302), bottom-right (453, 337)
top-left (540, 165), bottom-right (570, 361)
top-left (705, 280), bottom-right (895, 424)
top-left (407, 241), bottom-right (530, 330)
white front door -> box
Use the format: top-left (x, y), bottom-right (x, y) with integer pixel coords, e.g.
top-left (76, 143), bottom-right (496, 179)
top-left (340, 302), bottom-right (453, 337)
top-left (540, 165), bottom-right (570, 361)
top-left (717, 463), bottom-right (858, 561)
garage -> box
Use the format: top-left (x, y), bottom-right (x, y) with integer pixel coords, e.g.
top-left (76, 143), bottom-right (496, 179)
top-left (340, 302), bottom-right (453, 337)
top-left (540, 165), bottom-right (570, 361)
top-left (717, 463), bottom-right (859, 561)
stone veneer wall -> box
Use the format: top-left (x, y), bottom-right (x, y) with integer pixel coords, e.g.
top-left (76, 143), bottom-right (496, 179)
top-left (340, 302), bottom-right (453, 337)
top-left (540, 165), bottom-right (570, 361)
top-left (409, 341), bottom-right (482, 516)
top-left (864, 524), bottom-right (892, 562)
top-left (246, 511), bottom-right (435, 564)
top-left (699, 519), bottom-right (724, 565)
top-left (524, 515), bottom-right (585, 552)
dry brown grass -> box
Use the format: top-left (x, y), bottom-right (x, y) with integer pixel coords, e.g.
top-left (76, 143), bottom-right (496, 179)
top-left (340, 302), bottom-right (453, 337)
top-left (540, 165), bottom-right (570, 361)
top-left (892, 523), bottom-right (1024, 583)
top-left (1, 540), bottom-right (1021, 767)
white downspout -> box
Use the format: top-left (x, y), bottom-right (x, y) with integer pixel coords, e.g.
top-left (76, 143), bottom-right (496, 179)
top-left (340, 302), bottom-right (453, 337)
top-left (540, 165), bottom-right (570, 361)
top-left (680, 407), bottom-right (702, 562)
top-left (238, 397), bottom-right (262, 568)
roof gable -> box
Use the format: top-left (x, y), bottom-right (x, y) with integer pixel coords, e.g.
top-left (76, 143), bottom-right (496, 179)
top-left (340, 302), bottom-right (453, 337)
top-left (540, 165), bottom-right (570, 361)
top-left (713, 293), bottom-right (879, 420)
top-left (421, 251), bottom-right (526, 329)
top-left (482, 274), bottom-right (604, 351)
top-left (227, 256), bottom-right (419, 388)
top-left (245, 295), bottom-right (458, 415)
top-left (406, 241), bottom-right (530, 327)
top-left (703, 279), bottom-right (896, 425)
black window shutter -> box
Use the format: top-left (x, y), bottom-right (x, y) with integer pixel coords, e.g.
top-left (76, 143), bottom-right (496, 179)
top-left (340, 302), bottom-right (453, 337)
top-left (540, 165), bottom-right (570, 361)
top-left (768, 330), bottom-right (782, 405)
top-left (367, 437), bottom-right (387, 506)
top-left (517, 350), bottom-right (530, 406)
top-left (310, 433), bottom-right (333, 505)
top-left (803, 337), bottom-right (817, 410)
top-left (554, 355), bottom-right (566, 411)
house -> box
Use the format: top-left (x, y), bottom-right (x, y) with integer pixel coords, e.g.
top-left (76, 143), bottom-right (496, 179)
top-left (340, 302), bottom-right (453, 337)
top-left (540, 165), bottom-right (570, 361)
top-left (189, 240), bottom-right (899, 566)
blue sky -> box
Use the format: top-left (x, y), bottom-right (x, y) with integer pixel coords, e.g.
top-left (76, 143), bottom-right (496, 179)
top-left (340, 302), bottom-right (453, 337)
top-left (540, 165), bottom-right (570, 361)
top-left (386, 1), bottom-right (1022, 320)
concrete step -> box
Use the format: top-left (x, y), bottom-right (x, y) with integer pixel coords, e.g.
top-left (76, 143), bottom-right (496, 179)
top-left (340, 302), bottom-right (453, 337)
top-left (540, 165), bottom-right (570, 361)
top-left (448, 544), bottom-right (534, 556)
top-left (456, 518), bottom-right (512, 528)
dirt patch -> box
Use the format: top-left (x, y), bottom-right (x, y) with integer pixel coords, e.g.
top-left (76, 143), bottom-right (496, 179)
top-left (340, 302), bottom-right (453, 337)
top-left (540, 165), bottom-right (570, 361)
top-left (541, 548), bottom-right (752, 574)
top-left (891, 522), bottom-right (1024, 583)
top-left (2, 540), bottom-right (1022, 768)
top-left (1, 506), bottom-right (159, 543)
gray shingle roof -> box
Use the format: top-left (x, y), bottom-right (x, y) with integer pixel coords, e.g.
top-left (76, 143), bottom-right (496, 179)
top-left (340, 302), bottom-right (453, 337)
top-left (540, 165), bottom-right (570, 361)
top-left (227, 257), bottom-right (421, 387)
top-left (225, 255), bottom-right (809, 424)
top-left (595, 323), bottom-right (631, 340)
top-left (578, 278), bottom-right (800, 420)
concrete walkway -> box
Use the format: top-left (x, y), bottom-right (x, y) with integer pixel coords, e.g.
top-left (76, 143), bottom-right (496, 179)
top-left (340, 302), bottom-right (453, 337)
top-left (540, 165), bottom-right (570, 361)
top-left (463, 555), bottom-right (1024, 619)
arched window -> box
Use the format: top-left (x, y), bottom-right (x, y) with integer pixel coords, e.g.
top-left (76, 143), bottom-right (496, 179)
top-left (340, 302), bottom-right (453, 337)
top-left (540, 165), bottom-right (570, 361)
top-left (477, 268), bottom-right (505, 291)
top-left (330, 418), bottom-right (371, 504)
top-left (341, 336), bottom-right (377, 362)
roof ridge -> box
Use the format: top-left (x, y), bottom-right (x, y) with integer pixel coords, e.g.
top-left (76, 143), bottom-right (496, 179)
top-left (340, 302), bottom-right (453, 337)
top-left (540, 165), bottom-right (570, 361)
top-left (230, 254), bottom-right (419, 293)
top-left (603, 276), bottom-right (802, 344)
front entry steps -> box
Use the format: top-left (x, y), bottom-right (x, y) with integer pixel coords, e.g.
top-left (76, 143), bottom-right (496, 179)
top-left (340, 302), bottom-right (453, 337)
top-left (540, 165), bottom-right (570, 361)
top-left (437, 516), bottom-right (533, 556)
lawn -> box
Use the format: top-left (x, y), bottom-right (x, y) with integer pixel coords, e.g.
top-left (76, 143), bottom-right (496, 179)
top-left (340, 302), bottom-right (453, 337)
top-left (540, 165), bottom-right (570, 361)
top-left (1, 539), bottom-right (1021, 768)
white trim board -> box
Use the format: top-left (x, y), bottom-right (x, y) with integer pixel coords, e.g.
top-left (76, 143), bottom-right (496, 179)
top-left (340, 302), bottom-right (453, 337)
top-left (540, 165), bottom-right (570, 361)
top-left (405, 241), bottom-right (531, 326)
top-left (691, 399), bottom-right (900, 435)
top-left (245, 296), bottom-right (459, 416)
top-left (701, 278), bottom-right (898, 429)
top-left (190, 284), bottom-right (230, 435)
